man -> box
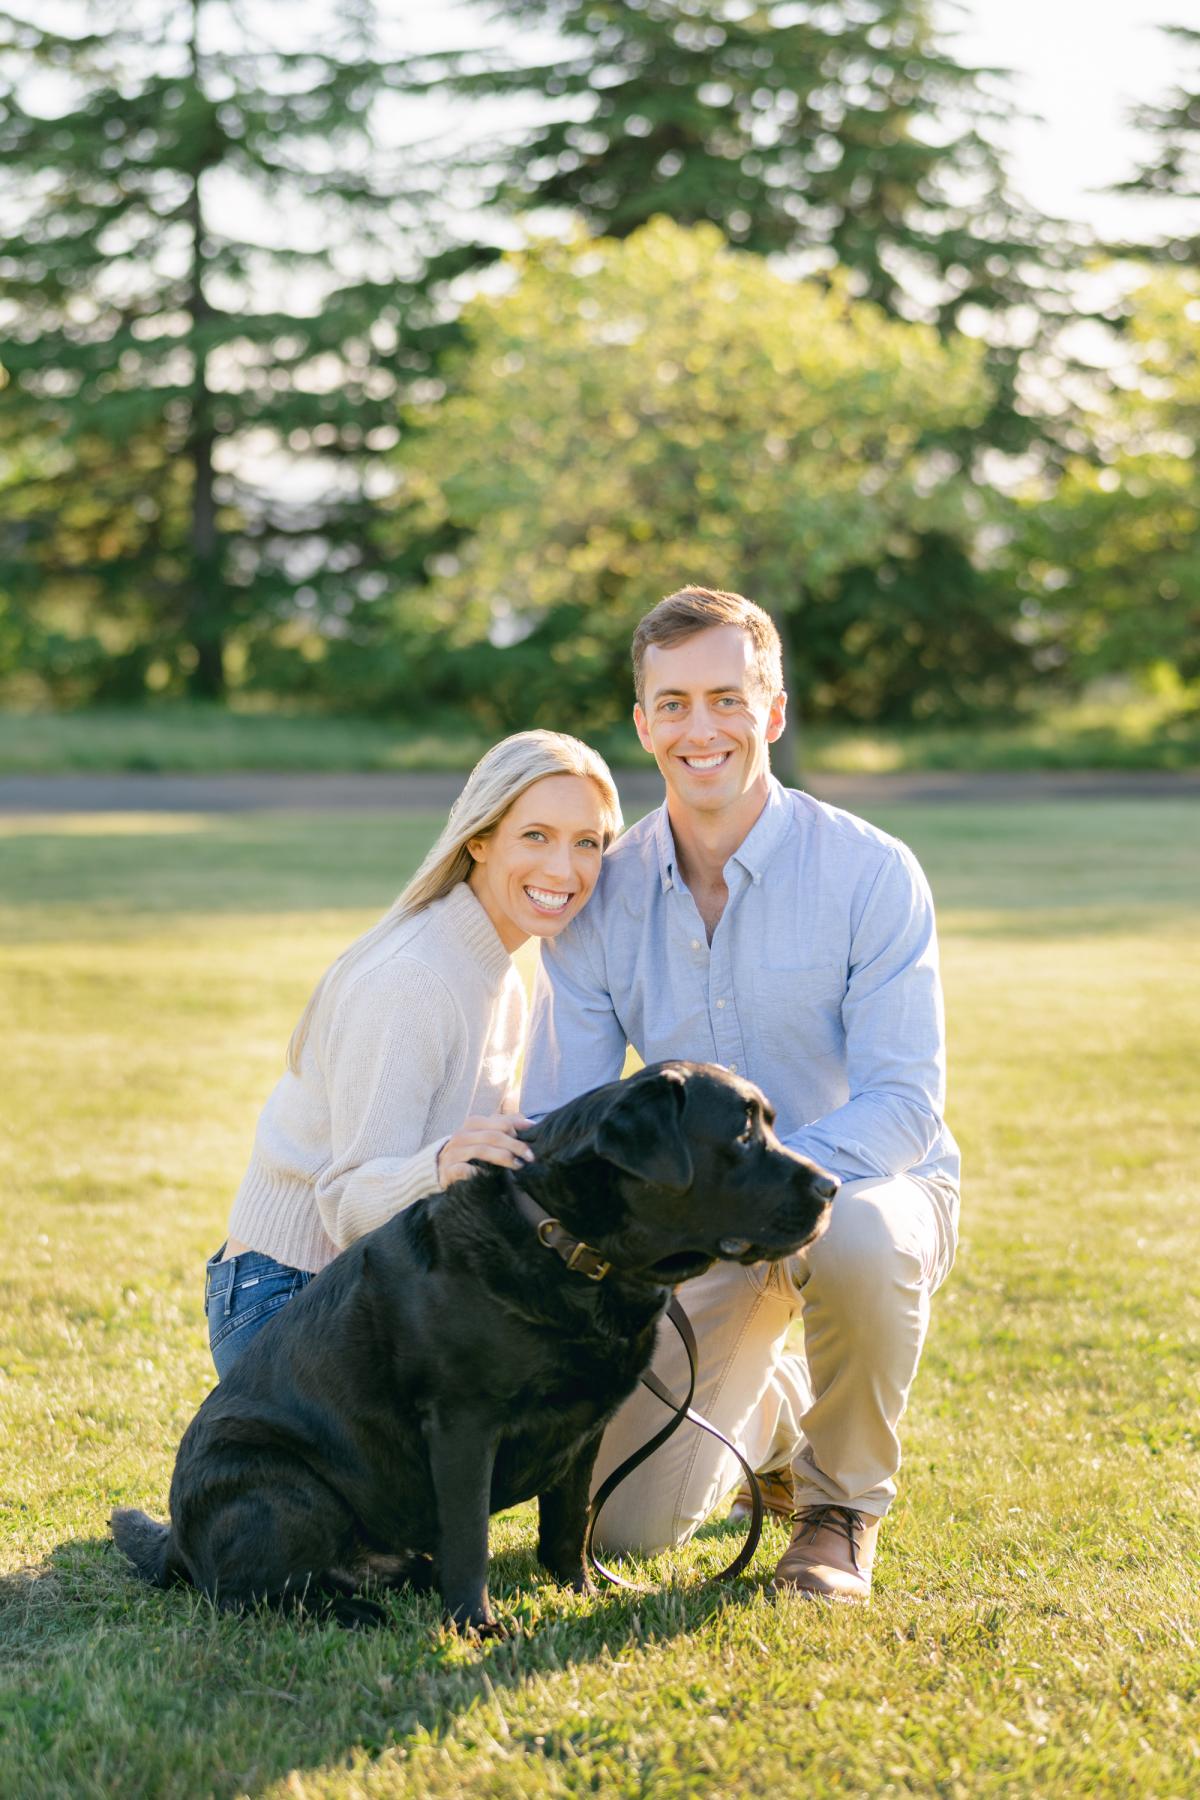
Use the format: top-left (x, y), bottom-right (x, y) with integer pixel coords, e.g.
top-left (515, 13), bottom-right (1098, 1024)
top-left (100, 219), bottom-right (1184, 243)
top-left (521, 586), bottom-right (960, 1600)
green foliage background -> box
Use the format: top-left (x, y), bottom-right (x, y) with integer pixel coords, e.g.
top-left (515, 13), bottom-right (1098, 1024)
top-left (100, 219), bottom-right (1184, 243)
top-left (0, 1), bottom-right (1197, 735)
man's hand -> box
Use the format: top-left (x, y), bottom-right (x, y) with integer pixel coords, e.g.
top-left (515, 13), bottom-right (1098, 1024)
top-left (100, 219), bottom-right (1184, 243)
top-left (437, 1114), bottom-right (535, 1188)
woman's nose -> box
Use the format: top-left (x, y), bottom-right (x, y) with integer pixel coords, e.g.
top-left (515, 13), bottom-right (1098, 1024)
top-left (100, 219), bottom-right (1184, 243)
top-left (540, 841), bottom-right (574, 879)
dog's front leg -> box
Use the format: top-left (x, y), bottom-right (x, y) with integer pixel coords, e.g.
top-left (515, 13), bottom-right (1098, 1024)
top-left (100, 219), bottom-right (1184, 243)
top-left (423, 1408), bottom-right (503, 1636)
top-left (537, 1434), bottom-right (602, 1593)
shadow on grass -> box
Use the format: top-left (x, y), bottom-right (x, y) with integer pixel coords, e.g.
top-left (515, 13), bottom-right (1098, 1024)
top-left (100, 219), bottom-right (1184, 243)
top-left (0, 1517), bottom-right (779, 1799)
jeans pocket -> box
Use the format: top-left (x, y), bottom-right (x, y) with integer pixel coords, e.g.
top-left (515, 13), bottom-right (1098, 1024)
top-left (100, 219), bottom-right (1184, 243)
top-left (209, 1286), bottom-right (296, 1353)
top-left (205, 1254), bottom-right (309, 1378)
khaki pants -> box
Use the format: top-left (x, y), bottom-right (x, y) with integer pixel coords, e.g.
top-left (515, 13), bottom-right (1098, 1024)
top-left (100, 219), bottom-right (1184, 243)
top-left (590, 1173), bottom-right (959, 1554)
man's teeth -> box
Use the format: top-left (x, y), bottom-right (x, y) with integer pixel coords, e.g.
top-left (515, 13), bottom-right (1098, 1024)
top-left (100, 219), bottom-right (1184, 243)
top-left (525, 887), bottom-right (571, 910)
top-left (684, 753), bottom-right (729, 769)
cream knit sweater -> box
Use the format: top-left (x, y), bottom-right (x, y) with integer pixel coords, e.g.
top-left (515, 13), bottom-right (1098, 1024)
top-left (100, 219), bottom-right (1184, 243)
top-left (225, 881), bottom-right (527, 1273)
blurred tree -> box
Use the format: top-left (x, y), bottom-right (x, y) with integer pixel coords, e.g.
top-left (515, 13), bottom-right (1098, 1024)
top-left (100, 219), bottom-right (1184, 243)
top-left (404, 220), bottom-right (993, 746)
top-left (407, 0), bottom-right (1084, 732)
top-left (424, 0), bottom-right (1069, 336)
top-left (1017, 274), bottom-right (1200, 689)
top-left (0, 0), bottom-right (462, 700)
top-left (1115, 23), bottom-right (1200, 263)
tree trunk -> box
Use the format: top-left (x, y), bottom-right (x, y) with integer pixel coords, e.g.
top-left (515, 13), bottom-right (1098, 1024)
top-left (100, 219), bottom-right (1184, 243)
top-left (183, 0), bottom-right (224, 700)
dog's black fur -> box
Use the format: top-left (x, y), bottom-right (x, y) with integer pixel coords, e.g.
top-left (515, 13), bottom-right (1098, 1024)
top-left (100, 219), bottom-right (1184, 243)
top-left (111, 1061), bottom-right (836, 1633)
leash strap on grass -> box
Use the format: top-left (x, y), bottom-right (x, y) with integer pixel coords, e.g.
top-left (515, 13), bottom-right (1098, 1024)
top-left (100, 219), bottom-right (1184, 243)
top-left (584, 1294), bottom-right (765, 1590)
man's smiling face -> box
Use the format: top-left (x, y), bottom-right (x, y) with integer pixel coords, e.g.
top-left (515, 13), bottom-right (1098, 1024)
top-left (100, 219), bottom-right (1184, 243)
top-left (633, 624), bottom-right (786, 820)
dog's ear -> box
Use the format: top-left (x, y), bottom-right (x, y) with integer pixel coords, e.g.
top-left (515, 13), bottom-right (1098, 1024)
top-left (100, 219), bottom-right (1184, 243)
top-left (592, 1067), bottom-right (693, 1192)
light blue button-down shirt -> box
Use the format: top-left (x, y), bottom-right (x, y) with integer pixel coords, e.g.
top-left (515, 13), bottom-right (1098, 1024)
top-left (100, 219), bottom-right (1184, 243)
top-left (522, 777), bottom-right (959, 1191)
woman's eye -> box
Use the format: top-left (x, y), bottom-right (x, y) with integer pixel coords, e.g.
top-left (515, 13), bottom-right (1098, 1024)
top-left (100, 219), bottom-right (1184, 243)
top-left (577, 838), bottom-right (600, 850)
top-left (523, 831), bottom-right (547, 842)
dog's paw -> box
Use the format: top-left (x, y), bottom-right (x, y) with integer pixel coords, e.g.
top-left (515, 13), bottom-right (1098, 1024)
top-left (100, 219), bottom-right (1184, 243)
top-left (446, 1607), bottom-right (508, 1641)
top-left (470, 1615), bottom-right (508, 1641)
top-left (443, 1588), bottom-right (508, 1639)
top-left (550, 1567), bottom-right (593, 1596)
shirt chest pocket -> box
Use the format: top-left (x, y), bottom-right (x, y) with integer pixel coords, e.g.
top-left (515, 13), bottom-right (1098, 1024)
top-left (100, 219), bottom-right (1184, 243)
top-left (750, 966), bottom-right (846, 1064)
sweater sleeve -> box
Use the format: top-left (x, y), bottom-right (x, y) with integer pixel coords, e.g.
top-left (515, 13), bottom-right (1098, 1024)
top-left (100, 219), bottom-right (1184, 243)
top-left (313, 956), bottom-right (466, 1249)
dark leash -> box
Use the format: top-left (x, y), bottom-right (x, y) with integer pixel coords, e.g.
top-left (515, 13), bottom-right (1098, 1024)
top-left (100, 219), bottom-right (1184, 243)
top-left (512, 1189), bottom-right (765, 1589)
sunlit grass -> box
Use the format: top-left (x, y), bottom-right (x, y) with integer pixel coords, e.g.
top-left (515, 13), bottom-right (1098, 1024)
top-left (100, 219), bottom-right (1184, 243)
top-left (1, 800), bottom-right (1197, 1797)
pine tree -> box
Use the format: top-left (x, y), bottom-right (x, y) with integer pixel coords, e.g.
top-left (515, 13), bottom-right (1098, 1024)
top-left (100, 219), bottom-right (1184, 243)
top-left (416, 1), bottom-right (1075, 360)
top-left (1116, 23), bottom-right (1200, 262)
top-left (0, 0), bottom-right (459, 699)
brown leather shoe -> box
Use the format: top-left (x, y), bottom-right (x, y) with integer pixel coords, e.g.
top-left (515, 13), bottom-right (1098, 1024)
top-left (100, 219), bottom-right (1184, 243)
top-left (772, 1505), bottom-right (879, 1601)
top-left (728, 1467), bottom-right (796, 1523)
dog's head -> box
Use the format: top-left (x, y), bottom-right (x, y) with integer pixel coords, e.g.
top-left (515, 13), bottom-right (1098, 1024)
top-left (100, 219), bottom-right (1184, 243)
top-left (523, 1061), bottom-right (837, 1285)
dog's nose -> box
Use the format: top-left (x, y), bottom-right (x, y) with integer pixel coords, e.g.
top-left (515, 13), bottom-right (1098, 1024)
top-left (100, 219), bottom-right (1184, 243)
top-left (813, 1175), bottom-right (839, 1202)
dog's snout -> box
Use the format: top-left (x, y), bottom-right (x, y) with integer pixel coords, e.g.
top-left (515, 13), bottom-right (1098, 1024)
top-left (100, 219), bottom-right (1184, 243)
top-left (813, 1175), bottom-right (839, 1202)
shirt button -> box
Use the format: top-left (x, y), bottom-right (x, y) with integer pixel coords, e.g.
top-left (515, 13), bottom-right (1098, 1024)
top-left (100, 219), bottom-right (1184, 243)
top-left (716, 998), bottom-right (726, 1009)
top-left (691, 939), bottom-right (701, 950)
top-left (728, 1062), bottom-right (738, 1074)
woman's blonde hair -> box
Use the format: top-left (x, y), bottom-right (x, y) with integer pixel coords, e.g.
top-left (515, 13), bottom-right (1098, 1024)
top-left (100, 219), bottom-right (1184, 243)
top-left (287, 730), bottom-right (622, 1072)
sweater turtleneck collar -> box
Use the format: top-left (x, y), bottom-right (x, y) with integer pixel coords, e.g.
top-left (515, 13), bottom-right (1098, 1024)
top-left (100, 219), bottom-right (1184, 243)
top-left (437, 880), bottom-right (515, 989)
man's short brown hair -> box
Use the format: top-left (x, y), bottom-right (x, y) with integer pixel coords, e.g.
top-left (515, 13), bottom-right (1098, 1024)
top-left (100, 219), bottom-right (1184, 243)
top-left (631, 586), bottom-right (784, 706)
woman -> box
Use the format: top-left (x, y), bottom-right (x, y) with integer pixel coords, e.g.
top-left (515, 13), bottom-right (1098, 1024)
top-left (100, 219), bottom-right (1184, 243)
top-left (204, 730), bottom-right (622, 1378)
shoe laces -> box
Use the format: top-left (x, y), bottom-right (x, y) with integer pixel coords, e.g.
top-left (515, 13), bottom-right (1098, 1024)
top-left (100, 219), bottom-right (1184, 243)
top-left (788, 1505), bottom-right (866, 1571)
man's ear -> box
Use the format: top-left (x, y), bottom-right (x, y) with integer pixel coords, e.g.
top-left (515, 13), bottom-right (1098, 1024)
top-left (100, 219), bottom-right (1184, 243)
top-left (592, 1067), bottom-right (693, 1192)
top-left (766, 690), bottom-right (787, 744)
top-left (633, 703), bottom-right (654, 756)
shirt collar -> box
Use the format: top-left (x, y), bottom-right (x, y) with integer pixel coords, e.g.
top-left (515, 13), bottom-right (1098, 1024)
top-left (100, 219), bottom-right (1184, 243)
top-left (653, 776), bottom-right (792, 893)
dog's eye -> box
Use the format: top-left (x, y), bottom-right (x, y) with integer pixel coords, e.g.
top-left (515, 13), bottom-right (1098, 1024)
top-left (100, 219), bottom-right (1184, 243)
top-left (735, 1115), bottom-right (755, 1147)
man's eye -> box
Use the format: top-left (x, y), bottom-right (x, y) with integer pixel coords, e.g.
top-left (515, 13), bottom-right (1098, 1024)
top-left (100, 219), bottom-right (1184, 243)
top-left (577, 837), bottom-right (600, 850)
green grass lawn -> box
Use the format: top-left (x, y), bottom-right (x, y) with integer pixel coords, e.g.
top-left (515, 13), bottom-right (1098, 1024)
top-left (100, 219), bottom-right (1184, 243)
top-left (1, 799), bottom-right (1197, 1798)
top-left (1, 689), bottom-right (1198, 773)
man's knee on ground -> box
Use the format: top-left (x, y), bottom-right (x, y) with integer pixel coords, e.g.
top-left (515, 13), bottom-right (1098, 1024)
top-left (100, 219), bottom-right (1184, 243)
top-left (589, 1494), bottom-right (694, 1561)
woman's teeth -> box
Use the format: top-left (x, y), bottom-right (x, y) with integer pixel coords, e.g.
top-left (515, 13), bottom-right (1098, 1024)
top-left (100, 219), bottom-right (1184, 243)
top-left (525, 887), bottom-right (571, 911)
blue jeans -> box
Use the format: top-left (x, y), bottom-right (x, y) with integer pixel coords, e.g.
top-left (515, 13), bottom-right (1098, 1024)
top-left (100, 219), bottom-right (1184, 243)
top-left (204, 1245), bottom-right (313, 1380)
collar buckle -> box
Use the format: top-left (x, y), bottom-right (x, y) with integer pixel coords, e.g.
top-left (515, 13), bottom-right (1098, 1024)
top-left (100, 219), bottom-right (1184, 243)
top-left (535, 1213), bottom-right (612, 1281)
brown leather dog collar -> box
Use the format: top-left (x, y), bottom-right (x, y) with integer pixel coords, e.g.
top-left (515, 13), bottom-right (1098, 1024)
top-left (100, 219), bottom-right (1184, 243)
top-left (511, 1185), bottom-right (613, 1281)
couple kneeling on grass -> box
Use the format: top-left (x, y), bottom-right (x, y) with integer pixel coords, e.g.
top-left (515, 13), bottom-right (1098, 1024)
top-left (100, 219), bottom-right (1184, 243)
top-left (204, 584), bottom-right (960, 1603)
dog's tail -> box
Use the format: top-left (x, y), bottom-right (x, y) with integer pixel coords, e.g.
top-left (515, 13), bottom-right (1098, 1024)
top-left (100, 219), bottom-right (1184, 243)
top-left (110, 1508), bottom-right (191, 1589)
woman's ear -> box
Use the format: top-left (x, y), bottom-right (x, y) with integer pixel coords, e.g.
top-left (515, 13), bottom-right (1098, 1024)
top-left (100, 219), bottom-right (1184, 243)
top-left (467, 836), bottom-right (488, 864)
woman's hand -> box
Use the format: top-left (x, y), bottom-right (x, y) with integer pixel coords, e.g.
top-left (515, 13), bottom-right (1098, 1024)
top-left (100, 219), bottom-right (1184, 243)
top-left (437, 1114), bottom-right (536, 1188)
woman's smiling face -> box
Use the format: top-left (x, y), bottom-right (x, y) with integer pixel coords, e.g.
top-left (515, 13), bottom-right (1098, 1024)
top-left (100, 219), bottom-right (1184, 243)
top-left (467, 774), bottom-right (609, 952)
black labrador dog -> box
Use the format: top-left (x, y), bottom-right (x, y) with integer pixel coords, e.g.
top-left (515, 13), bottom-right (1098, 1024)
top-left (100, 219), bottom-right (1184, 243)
top-left (112, 1061), bottom-right (836, 1633)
